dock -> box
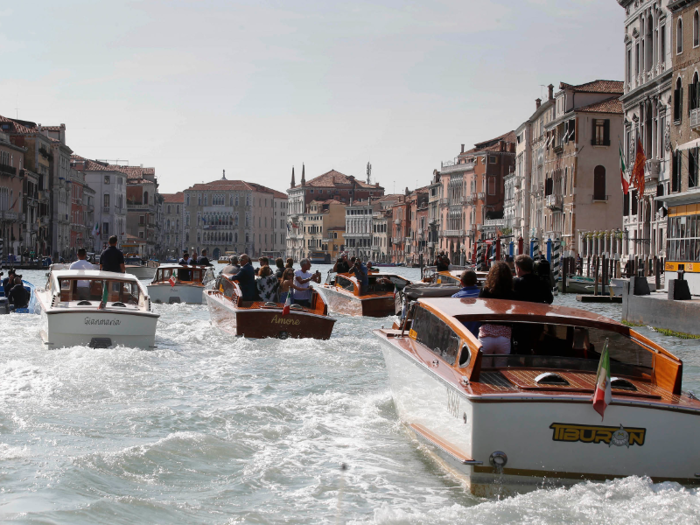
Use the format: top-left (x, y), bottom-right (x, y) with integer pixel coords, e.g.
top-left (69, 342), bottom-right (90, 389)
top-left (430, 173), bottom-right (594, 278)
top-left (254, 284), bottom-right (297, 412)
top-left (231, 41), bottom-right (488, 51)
top-left (576, 295), bottom-right (622, 303)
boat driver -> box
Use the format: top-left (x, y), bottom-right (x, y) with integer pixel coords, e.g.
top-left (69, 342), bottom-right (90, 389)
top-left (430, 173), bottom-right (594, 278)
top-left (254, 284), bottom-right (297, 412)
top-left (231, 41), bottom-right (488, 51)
top-left (70, 248), bottom-right (94, 301)
top-left (349, 258), bottom-right (369, 295)
top-left (8, 276), bottom-right (29, 310)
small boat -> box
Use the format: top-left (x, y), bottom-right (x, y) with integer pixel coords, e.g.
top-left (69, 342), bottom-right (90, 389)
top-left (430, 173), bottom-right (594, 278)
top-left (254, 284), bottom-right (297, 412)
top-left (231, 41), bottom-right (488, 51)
top-left (373, 262), bottom-right (399, 267)
top-left (0, 279), bottom-right (39, 314)
top-left (217, 251), bottom-right (237, 264)
top-left (124, 256), bottom-right (159, 280)
top-left (148, 264), bottom-right (215, 304)
top-left (375, 297), bottom-right (700, 496)
top-left (558, 274), bottom-right (596, 294)
top-left (317, 271), bottom-right (411, 317)
top-left (35, 269), bottom-right (159, 349)
top-left (205, 276), bottom-right (336, 339)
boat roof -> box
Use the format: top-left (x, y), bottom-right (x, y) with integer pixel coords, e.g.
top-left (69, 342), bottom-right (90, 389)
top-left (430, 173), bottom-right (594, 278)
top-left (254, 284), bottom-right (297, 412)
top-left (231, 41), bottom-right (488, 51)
top-left (51, 269), bottom-right (141, 282)
top-left (419, 297), bottom-right (624, 331)
top-left (156, 263), bottom-right (211, 270)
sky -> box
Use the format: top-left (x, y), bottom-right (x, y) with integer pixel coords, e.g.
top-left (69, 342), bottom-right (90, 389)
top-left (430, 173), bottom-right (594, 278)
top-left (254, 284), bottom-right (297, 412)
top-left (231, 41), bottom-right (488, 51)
top-left (0, 0), bottom-right (624, 195)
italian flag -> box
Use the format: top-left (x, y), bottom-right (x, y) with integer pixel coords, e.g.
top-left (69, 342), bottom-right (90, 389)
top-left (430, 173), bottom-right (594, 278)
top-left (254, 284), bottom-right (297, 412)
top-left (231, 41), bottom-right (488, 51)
top-left (282, 291), bottom-right (292, 316)
top-left (619, 144), bottom-right (630, 195)
top-left (98, 280), bottom-right (109, 310)
top-left (592, 338), bottom-right (612, 420)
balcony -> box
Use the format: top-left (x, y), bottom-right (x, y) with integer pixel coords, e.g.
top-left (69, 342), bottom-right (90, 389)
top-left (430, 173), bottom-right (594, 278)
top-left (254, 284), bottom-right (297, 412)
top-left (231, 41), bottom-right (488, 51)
top-left (645, 159), bottom-right (660, 181)
top-left (691, 108), bottom-right (700, 130)
top-left (440, 161), bottom-right (475, 174)
top-left (463, 195), bottom-right (475, 205)
top-left (0, 163), bottom-right (17, 177)
top-left (477, 192), bottom-right (486, 201)
top-left (546, 194), bottom-right (562, 210)
top-left (394, 219), bottom-right (401, 225)
top-left (0, 211), bottom-right (18, 221)
top-left (391, 237), bottom-right (403, 244)
top-left (443, 229), bottom-right (463, 237)
top-left (440, 198), bottom-right (449, 207)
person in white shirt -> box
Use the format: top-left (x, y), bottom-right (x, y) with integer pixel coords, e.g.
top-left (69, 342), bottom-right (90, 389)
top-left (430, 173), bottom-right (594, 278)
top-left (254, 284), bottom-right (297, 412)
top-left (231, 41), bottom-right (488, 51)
top-left (293, 258), bottom-right (321, 307)
top-left (70, 248), bottom-right (94, 300)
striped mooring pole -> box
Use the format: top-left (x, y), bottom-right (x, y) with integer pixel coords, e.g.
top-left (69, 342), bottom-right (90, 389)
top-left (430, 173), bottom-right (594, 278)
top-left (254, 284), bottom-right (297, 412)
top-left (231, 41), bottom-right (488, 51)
top-left (552, 237), bottom-right (561, 281)
top-left (476, 242), bottom-right (486, 270)
top-left (531, 238), bottom-right (540, 261)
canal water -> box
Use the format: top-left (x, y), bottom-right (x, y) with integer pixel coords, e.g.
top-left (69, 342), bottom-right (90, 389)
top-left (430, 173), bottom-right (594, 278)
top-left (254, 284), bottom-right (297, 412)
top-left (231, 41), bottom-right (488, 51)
top-left (1, 264), bottom-right (699, 524)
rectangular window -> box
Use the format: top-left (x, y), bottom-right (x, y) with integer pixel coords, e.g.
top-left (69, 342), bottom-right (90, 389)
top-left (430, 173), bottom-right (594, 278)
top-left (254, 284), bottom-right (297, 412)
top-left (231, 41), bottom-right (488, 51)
top-left (103, 222), bottom-right (109, 235)
top-left (139, 215), bottom-right (145, 225)
top-left (103, 194), bottom-right (110, 207)
top-left (592, 119), bottom-right (610, 146)
top-left (104, 176), bottom-right (110, 184)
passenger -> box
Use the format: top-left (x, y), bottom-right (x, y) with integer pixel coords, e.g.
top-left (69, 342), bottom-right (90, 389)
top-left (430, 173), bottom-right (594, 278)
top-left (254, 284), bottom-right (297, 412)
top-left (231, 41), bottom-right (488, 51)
top-left (178, 251), bottom-right (191, 281)
top-left (294, 258), bottom-right (321, 307)
top-left (8, 276), bottom-right (29, 309)
top-left (70, 248), bottom-right (93, 300)
top-left (3, 268), bottom-right (16, 296)
top-left (349, 258), bottom-right (369, 294)
top-left (188, 249), bottom-right (198, 266)
top-left (258, 256), bottom-right (270, 271)
top-left (477, 262), bottom-right (514, 356)
top-left (256, 266), bottom-right (280, 302)
top-left (226, 253), bottom-right (258, 301)
top-left (278, 268), bottom-right (305, 304)
top-left (222, 255), bottom-right (240, 276)
top-left (452, 270), bottom-right (480, 298)
top-left (513, 254), bottom-right (553, 304)
top-left (367, 261), bottom-right (375, 273)
top-left (286, 257), bottom-right (294, 269)
top-left (534, 259), bottom-right (555, 304)
top-left (274, 257), bottom-right (285, 279)
top-left (100, 235), bottom-right (126, 274)
top-left (197, 249), bottom-right (213, 267)
top-left (333, 253), bottom-right (350, 274)
top-left (436, 255), bottom-right (449, 272)
top-left (178, 251), bottom-right (189, 265)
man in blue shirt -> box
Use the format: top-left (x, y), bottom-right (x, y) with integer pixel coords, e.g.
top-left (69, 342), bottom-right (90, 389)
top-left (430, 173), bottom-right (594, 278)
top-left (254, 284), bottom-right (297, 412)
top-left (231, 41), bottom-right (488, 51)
top-left (227, 253), bottom-right (258, 301)
top-left (452, 270), bottom-right (480, 298)
top-left (350, 259), bottom-right (369, 294)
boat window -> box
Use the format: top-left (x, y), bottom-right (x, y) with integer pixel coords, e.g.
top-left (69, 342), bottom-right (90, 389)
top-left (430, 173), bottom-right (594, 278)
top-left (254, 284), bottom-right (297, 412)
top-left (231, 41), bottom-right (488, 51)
top-left (458, 343), bottom-right (472, 368)
top-left (610, 377), bottom-right (637, 391)
top-left (472, 322), bottom-right (653, 378)
top-left (412, 306), bottom-right (461, 366)
top-left (57, 279), bottom-right (140, 305)
top-left (387, 276), bottom-right (410, 291)
top-left (368, 276), bottom-right (394, 293)
top-left (535, 372), bottom-right (569, 386)
top-left (336, 276), bottom-right (355, 292)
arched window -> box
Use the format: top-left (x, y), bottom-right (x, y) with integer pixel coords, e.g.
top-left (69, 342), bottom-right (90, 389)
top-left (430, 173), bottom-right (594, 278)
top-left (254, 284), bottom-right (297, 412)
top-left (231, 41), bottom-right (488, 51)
top-left (692, 72), bottom-right (700, 111)
top-left (675, 77), bottom-right (684, 122)
top-left (143, 191), bottom-right (148, 205)
top-left (593, 166), bottom-right (606, 201)
top-left (678, 18), bottom-right (684, 54)
top-left (695, 11), bottom-right (699, 47)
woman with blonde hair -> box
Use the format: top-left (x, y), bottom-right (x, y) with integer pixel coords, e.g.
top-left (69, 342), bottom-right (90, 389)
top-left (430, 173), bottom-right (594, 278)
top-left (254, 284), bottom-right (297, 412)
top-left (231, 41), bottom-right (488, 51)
top-left (278, 267), bottom-right (305, 304)
top-left (477, 261), bottom-right (514, 355)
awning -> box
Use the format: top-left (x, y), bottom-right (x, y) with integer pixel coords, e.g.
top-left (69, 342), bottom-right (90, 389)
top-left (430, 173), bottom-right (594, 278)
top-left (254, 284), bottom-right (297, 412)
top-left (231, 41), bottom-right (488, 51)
top-left (675, 138), bottom-right (700, 151)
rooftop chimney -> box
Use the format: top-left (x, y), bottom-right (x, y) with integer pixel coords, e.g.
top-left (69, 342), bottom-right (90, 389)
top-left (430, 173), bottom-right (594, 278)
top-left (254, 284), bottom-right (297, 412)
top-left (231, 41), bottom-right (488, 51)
top-left (548, 84), bottom-right (554, 101)
top-left (461, 144), bottom-right (465, 153)
top-left (535, 98), bottom-right (541, 109)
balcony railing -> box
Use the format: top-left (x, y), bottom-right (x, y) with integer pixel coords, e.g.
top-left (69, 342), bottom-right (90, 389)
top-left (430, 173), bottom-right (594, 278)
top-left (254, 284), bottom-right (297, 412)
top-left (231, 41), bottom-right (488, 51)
top-left (440, 198), bottom-right (449, 206)
top-left (645, 159), bottom-right (660, 181)
top-left (0, 211), bottom-right (18, 221)
top-left (0, 163), bottom-right (17, 177)
top-left (546, 194), bottom-right (562, 209)
top-left (443, 229), bottom-right (464, 237)
top-left (691, 108), bottom-right (700, 130)
top-left (463, 195), bottom-right (475, 205)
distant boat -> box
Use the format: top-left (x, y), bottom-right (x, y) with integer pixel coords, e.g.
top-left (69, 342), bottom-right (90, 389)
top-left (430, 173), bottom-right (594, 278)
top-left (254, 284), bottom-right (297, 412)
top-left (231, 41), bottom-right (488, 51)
top-left (124, 257), bottom-right (159, 280)
top-left (0, 279), bottom-right (39, 314)
top-left (148, 264), bottom-right (215, 304)
top-left (317, 271), bottom-right (411, 317)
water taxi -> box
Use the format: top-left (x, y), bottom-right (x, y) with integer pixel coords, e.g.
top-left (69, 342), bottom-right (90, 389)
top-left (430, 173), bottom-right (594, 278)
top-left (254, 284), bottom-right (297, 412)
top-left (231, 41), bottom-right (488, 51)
top-left (375, 297), bottom-right (700, 496)
top-left (217, 251), bottom-right (236, 264)
top-left (148, 264), bottom-right (215, 304)
top-left (204, 276), bottom-right (336, 339)
top-left (318, 272), bottom-right (411, 317)
top-left (35, 269), bottom-right (159, 349)
top-left (0, 279), bottom-right (39, 314)
top-left (421, 265), bottom-right (486, 286)
top-left (124, 256), bottom-right (159, 280)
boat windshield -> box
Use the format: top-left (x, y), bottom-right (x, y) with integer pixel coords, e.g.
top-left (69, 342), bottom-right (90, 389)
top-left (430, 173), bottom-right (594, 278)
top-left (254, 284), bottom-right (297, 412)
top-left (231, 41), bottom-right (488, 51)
top-left (57, 278), bottom-right (141, 306)
top-left (472, 322), bottom-right (653, 379)
top-left (366, 275), bottom-right (410, 293)
top-left (156, 267), bottom-right (207, 284)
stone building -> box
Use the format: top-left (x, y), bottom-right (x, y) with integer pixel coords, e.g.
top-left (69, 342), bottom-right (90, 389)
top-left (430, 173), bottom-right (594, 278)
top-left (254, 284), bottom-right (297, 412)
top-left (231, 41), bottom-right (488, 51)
top-left (663, 0), bottom-right (700, 292)
top-left (123, 165), bottom-right (160, 256)
top-left (298, 199), bottom-right (345, 261)
top-left (183, 177), bottom-right (285, 260)
top-left (71, 156), bottom-right (128, 254)
top-left (542, 80), bottom-right (625, 257)
top-left (618, 0), bottom-right (673, 264)
top-left (0, 130), bottom-right (26, 259)
top-left (161, 192), bottom-right (184, 259)
top-left (286, 166), bottom-right (384, 261)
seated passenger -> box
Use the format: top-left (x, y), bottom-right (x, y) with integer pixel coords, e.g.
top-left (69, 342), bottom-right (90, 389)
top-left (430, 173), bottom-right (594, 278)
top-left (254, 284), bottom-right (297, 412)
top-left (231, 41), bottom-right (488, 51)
top-left (227, 253), bottom-right (259, 301)
top-left (452, 270), bottom-right (480, 298)
top-left (257, 266), bottom-right (279, 302)
top-left (8, 276), bottom-right (29, 309)
top-left (513, 255), bottom-right (553, 304)
top-left (478, 262), bottom-right (514, 355)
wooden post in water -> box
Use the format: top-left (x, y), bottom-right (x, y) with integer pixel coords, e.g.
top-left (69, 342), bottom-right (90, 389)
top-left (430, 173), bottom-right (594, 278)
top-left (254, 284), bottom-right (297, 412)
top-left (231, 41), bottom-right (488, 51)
top-left (601, 254), bottom-right (608, 296)
top-left (587, 256), bottom-right (591, 277)
top-left (593, 256), bottom-right (599, 296)
top-left (655, 256), bottom-right (661, 290)
top-left (562, 257), bottom-right (568, 293)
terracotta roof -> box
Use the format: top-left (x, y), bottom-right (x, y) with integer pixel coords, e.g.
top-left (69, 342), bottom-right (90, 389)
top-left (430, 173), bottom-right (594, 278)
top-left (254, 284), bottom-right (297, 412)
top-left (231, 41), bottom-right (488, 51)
top-left (474, 130), bottom-right (516, 152)
top-left (71, 154), bottom-right (125, 173)
top-left (576, 96), bottom-right (623, 114)
top-left (162, 192), bottom-right (184, 203)
top-left (108, 165), bottom-right (155, 180)
top-left (560, 80), bottom-right (623, 94)
top-left (184, 179), bottom-right (287, 199)
top-left (0, 115), bottom-right (35, 135)
top-left (304, 169), bottom-right (379, 189)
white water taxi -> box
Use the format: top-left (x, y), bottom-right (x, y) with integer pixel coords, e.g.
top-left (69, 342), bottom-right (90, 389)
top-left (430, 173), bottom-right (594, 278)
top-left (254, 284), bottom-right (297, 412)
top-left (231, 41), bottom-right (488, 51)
top-left (148, 264), bottom-right (215, 304)
top-left (35, 269), bottom-right (159, 349)
top-left (375, 297), bottom-right (700, 496)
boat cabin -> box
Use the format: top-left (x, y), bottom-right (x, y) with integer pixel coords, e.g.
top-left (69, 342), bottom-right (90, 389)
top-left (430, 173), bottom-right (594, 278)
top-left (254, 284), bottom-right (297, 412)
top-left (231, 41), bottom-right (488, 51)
top-left (401, 297), bottom-right (683, 396)
top-left (333, 273), bottom-right (411, 296)
top-left (46, 271), bottom-right (147, 310)
top-left (152, 264), bottom-right (214, 286)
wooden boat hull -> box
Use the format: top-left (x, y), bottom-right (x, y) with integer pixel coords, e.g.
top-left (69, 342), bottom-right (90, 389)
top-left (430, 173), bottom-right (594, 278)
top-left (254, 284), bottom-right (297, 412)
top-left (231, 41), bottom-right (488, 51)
top-left (317, 285), bottom-right (396, 317)
top-left (205, 291), bottom-right (336, 340)
top-left (376, 332), bottom-right (700, 496)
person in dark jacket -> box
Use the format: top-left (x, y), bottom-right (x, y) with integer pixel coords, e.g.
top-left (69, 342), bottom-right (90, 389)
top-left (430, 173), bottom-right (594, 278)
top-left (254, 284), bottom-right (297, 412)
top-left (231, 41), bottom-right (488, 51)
top-left (274, 257), bottom-right (285, 279)
top-left (513, 255), bottom-right (553, 304)
top-left (197, 248), bottom-right (213, 267)
top-left (100, 236), bottom-right (125, 273)
top-left (333, 253), bottom-right (350, 274)
top-left (3, 268), bottom-right (16, 296)
top-left (226, 254), bottom-right (258, 301)
top-left (8, 276), bottom-right (29, 309)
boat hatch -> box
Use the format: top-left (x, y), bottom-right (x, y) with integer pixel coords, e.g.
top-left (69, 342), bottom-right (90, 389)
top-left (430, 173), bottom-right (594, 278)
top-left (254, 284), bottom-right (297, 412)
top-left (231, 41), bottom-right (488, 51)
top-left (534, 372), bottom-right (570, 386)
top-left (611, 377), bottom-right (637, 391)
top-left (89, 337), bottom-right (112, 349)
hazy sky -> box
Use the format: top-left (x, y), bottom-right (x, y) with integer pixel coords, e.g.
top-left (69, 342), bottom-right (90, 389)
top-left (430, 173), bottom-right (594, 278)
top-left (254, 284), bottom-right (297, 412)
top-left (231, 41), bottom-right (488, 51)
top-left (1, 0), bottom-right (624, 195)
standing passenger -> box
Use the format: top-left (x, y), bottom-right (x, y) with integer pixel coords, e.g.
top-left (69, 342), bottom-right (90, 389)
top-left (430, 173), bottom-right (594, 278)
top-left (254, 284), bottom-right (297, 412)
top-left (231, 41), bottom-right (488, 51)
top-left (294, 258), bottom-right (321, 307)
top-left (99, 235), bottom-right (125, 273)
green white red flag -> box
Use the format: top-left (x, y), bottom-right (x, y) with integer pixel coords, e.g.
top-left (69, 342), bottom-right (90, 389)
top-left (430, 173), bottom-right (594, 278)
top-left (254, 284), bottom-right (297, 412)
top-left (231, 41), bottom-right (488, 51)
top-left (98, 280), bottom-right (109, 310)
top-left (593, 338), bottom-right (612, 420)
top-left (619, 144), bottom-right (629, 195)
